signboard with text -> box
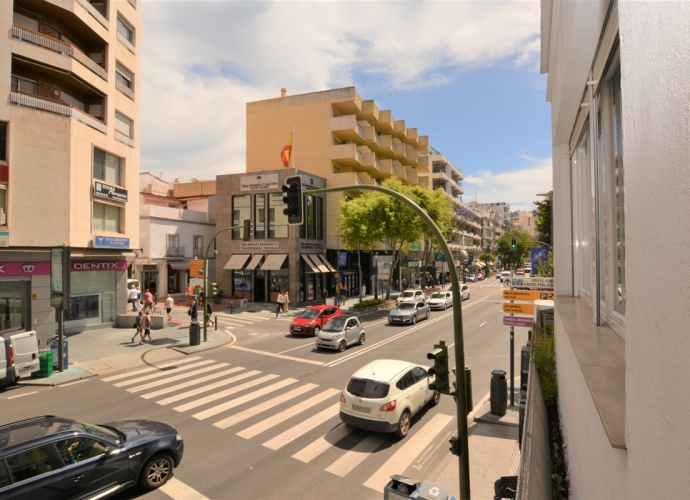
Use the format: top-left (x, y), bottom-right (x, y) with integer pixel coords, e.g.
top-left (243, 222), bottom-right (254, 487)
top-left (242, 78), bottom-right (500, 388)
top-left (240, 174), bottom-right (279, 191)
top-left (241, 242), bottom-right (279, 251)
top-left (505, 276), bottom-right (554, 290)
top-left (94, 235), bottom-right (130, 249)
top-left (190, 259), bottom-right (205, 278)
top-left (503, 303), bottom-right (535, 315)
top-left (503, 316), bottom-right (534, 327)
top-left (93, 181), bottom-right (128, 203)
top-left (503, 290), bottom-right (554, 301)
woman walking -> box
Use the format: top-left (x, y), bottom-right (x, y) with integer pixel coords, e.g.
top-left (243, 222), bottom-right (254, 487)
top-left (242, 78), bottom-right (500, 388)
top-left (132, 311), bottom-right (143, 343)
top-left (141, 310), bottom-right (153, 344)
top-left (283, 292), bottom-right (290, 313)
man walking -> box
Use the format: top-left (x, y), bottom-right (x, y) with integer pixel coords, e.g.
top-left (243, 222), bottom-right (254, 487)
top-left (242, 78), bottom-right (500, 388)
top-left (334, 283), bottom-right (341, 306)
top-left (283, 292), bottom-right (290, 313)
top-left (321, 288), bottom-right (328, 305)
top-left (128, 285), bottom-right (138, 312)
top-left (141, 310), bottom-right (153, 344)
top-left (132, 311), bottom-right (143, 343)
top-left (165, 294), bottom-right (174, 320)
top-left (143, 288), bottom-right (154, 310)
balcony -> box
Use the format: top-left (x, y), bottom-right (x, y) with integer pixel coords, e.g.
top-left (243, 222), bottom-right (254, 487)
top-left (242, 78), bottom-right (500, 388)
top-left (406, 166), bottom-right (418, 184)
top-left (378, 110), bottom-right (394, 133)
top-left (417, 175), bottom-right (430, 188)
top-left (12, 25), bottom-right (107, 82)
top-left (451, 182), bottom-right (464, 196)
top-left (361, 100), bottom-right (379, 122)
top-left (405, 145), bottom-right (418, 167)
top-left (392, 161), bottom-right (406, 181)
top-left (361, 125), bottom-right (379, 148)
top-left (393, 120), bottom-right (407, 140)
top-left (115, 130), bottom-right (134, 148)
top-left (75, 0), bottom-right (109, 29)
top-left (377, 158), bottom-right (393, 176)
top-left (166, 246), bottom-right (186, 258)
top-left (10, 91), bottom-right (106, 134)
top-left (392, 141), bottom-right (406, 161)
top-left (418, 135), bottom-right (430, 154)
top-left (372, 134), bottom-right (393, 156)
top-left (331, 115), bottom-right (362, 142)
top-left (417, 154), bottom-right (430, 173)
top-left (406, 127), bottom-right (419, 147)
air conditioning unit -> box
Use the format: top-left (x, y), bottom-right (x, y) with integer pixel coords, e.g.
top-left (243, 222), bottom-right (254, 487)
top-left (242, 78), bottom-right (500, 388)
top-left (0, 208), bottom-right (6, 226)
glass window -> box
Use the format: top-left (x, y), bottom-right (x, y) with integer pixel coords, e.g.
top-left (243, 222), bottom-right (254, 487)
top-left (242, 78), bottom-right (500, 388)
top-left (232, 194), bottom-right (251, 239)
top-left (10, 75), bottom-right (37, 94)
top-left (268, 193), bottom-right (288, 238)
top-left (0, 185), bottom-right (6, 226)
top-left (574, 126), bottom-right (592, 300)
top-left (347, 378), bottom-right (390, 399)
top-left (316, 197), bottom-right (323, 240)
top-left (114, 111), bottom-right (132, 138)
top-left (93, 202), bottom-right (121, 232)
top-left (255, 193), bottom-right (265, 239)
top-left (117, 16), bottom-right (134, 44)
top-left (611, 68), bottom-right (625, 315)
top-left (115, 61), bottom-right (133, 89)
top-left (0, 121), bottom-right (6, 161)
top-left (55, 437), bottom-right (106, 465)
top-left (193, 235), bottom-right (203, 257)
top-left (93, 147), bottom-right (122, 185)
top-left (396, 371), bottom-right (416, 390)
top-left (306, 195), bottom-right (315, 239)
top-left (412, 367), bottom-right (429, 382)
top-left (0, 458), bottom-right (9, 488)
top-left (7, 446), bottom-right (55, 483)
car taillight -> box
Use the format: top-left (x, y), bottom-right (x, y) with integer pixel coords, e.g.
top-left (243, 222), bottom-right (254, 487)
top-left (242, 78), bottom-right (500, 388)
top-left (340, 392), bottom-right (347, 404)
top-left (380, 400), bottom-right (397, 412)
top-left (9, 347), bottom-right (14, 365)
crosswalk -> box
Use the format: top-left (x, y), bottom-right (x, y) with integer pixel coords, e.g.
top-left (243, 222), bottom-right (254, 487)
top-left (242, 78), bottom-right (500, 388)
top-left (469, 280), bottom-right (505, 288)
top-left (100, 356), bottom-right (454, 492)
top-left (211, 310), bottom-right (272, 330)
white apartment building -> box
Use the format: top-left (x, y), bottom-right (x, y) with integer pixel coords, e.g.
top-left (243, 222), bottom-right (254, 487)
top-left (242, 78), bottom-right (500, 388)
top-left (511, 210), bottom-right (535, 237)
top-left (417, 148), bottom-right (464, 204)
top-left (0, 0), bottom-right (141, 340)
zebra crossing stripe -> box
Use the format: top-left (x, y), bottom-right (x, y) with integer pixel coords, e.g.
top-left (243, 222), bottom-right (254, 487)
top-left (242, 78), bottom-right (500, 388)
top-left (101, 357), bottom-right (203, 383)
top-left (156, 369), bottom-right (260, 406)
top-left (193, 378), bottom-right (299, 421)
top-left (128, 363), bottom-right (229, 393)
top-left (362, 413), bottom-right (454, 491)
top-left (237, 388), bottom-right (341, 440)
top-left (173, 374), bottom-right (279, 412)
top-left (141, 367), bottom-right (245, 400)
top-left (292, 423), bottom-right (356, 463)
top-left (113, 360), bottom-right (215, 388)
top-left (213, 383), bottom-right (318, 430)
top-left (262, 402), bottom-right (340, 451)
top-left (325, 432), bottom-right (389, 477)
top-left (216, 316), bottom-right (260, 325)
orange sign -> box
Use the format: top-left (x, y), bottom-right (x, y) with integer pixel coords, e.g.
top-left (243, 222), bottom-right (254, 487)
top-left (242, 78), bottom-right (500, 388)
top-left (503, 290), bottom-right (554, 301)
top-left (503, 303), bottom-right (535, 315)
top-left (190, 259), bottom-right (205, 278)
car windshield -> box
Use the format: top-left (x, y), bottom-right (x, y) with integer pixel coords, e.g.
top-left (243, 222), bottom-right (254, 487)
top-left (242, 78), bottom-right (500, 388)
top-left (82, 423), bottom-right (122, 445)
top-left (430, 293), bottom-right (446, 299)
top-left (400, 291), bottom-right (415, 298)
top-left (347, 378), bottom-right (390, 399)
top-left (323, 317), bottom-right (347, 332)
top-left (298, 309), bottom-right (320, 319)
top-left (397, 303), bottom-right (415, 310)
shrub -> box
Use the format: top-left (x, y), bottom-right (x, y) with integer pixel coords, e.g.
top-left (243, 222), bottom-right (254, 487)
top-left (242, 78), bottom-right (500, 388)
top-left (351, 299), bottom-right (382, 309)
top-left (531, 324), bottom-right (558, 406)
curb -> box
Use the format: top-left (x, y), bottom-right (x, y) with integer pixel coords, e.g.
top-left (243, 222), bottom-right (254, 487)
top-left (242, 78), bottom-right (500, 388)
top-left (18, 369), bottom-right (98, 387)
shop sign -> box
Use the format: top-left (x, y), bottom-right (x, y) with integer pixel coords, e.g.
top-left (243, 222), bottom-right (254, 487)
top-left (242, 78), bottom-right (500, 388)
top-left (503, 290), bottom-right (554, 301)
top-left (241, 242), bottom-right (279, 251)
top-left (94, 236), bottom-right (130, 249)
top-left (240, 174), bottom-right (279, 191)
top-left (93, 181), bottom-right (128, 203)
top-left (300, 175), bottom-right (326, 190)
top-left (299, 242), bottom-right (324, 251)
top-left (0, 231), bottom-right (8, 247)
top-left (0, 262), bottom-right (50, 276)
top-left (71, 260), bottom-right (128, 272)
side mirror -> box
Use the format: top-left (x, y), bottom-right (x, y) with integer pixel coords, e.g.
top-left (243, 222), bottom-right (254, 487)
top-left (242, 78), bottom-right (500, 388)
top-left (104, 446), bottom-right (122, 456)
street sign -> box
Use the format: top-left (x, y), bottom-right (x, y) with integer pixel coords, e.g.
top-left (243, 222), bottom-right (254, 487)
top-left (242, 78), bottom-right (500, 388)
top-left (504, 276), bottom-right (554, 290)
top-left (190, 259), bottom-right (204, 278)
top-left (503, 290), bottom-right (554, 301)
top-left (503, 303), bottom-right (535, 314)
top-left (503, 316), bottom-right (533, 327)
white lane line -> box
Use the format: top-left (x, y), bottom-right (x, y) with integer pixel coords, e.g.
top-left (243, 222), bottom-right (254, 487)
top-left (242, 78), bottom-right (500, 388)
top-left (292, 423), bottom-right (356, 463)
top-left (157, 370), bottom-right (259, 406)
top-left (59, 380), bottom-right (90, 387)
top-left (160, 477), bottom-right (210, 500)
top-left (363, 413), bottom-right (454, 491)
top-left (214, 383), bottom-right (318, 430)
top-left (101, 356), bottom-right (202, 382)
top-left (8, 391), bottom-right (37, 399)
top-left (237, 388), bottom-right (340, 440)
top-left (277, 341), bottom-right (316, 354)
top-left (128, 363), bottom-right (229, 393)
top-left (193, 378), bottom-right (298, 420)
top-left (141, 367), bottom-right (245, 400)
top-left (173, 374), bottom-right (279, 413)
top-left (113, 360), bottom-right (215, 387)
top-left (325, 432), bottom-right (388, 477)
top-left (263, 402), bottom-right (340, 451)
top-left (227, 345), bottom-right (325, 366)
top-left (479, 321), bottom-right (487, 327)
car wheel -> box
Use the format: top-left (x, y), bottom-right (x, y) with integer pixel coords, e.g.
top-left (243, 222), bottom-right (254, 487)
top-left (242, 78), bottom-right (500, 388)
top-left (430, 391), bottom-right (441, 406)
top-left (443, 304), bottom-right (447, 310)
top-left (425, 311), bottom-right (430, 320)
top-left (139, 453), bottom-right (174, 490)
top-left (338, 340), bottom-right (346, 352)
top-left (395, 410), bottom-right (411, 438)
top-left (313, 327), bottom-right (320, 337)
top-left (412, 315), bottom-right (417, 325)
top-left (358, 332), bottom-right (365, 345)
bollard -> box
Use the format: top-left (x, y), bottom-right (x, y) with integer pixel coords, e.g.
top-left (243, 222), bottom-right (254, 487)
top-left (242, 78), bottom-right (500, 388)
top-left (215, 316), bottom-right (218, 331)
top-left (229, 302), bottom-right (234, 315)
top-left (465, 366), bottom-right (473, 415)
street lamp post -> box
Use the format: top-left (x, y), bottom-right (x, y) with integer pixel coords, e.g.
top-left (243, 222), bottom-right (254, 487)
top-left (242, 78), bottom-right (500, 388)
top-left (374, 254), bottom-right (378, 300)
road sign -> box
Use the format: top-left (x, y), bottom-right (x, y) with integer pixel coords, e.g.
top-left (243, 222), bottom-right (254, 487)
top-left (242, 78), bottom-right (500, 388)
top-left (503, 316), bottom-right (533, 327)
top-left (504, 276), bottom-right (554, 290)
top-left (503, 303), bottom-right (535, 314)
top-left (503, 290), bottom-right (554, 301)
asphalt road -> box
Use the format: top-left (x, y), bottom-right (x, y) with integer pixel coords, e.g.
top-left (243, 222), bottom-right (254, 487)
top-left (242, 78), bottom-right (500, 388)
top-left (1, 280), bottom-right (527, 500)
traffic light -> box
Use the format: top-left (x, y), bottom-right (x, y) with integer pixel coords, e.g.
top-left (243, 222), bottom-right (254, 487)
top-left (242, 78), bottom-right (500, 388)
top-left (427, 340), bottom-right (450, 394)
top-left (510, 238), bottom-right (517, 249)
top-left (198, 291), bottom-right (204, 305)
top-left (209, 282), bottom-right (219, 297)
top-left (243, 219), bottom-right (251, 241)
top-left (281, 175), bottom-right (303, 225)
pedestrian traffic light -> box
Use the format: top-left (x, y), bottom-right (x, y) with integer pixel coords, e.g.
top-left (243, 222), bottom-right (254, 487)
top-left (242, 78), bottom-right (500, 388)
top-left (427, 341), bottom-right (450, 394)
top-left (281, 175), bottom-right (303, 225)
top-left (209, 282), bottom-right (219, 297)
top-left (510, 238), bottom-right (517, 249)
top-left (243, 219), bottom-right (251, 241)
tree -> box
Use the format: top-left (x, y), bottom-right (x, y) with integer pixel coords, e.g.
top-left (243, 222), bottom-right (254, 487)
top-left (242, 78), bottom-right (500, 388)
top-left (534, 192), bottom-right (552, 247)
top-left (535, 250), bottom-right (554, 277)
top-left (497, 229), bottom-right (533, 268)
top-left (479, 252), bottom-right (494, 273)
top-left (410, 185), bottom-right (453, 283)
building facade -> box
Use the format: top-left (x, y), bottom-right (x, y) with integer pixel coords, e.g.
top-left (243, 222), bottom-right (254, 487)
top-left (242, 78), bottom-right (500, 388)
top-left (542, 0), bottom-right (689, 497)
top-left (0, 0), bottom-right (141, 340)
top-left (511, 210), bottom-right (535, 236)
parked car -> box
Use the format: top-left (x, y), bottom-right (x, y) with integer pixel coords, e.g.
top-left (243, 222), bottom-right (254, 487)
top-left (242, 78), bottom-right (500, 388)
top-left (427, 292), bottom-right (452, 310)
top-left (524, 266), bottom-right (532, 274)
top-left (395, 289), bottom-right (426, 306)
top-left (315, 316), bottom-right (365, 352)
top-left (460, 284), bottom-right (470, 301)
top-left (0, 415), bottom-right (184, 499)
top-left (476, 272), bottom-right (485, 281)
top-left (290, 305), bottom-right (341, 336)
top-left (339, 359), bottom-right (440, 438)
top-left (1, 330), bottom-right (39, 388)
top-left (495, 272), bottom-right (502, 279)
top-left (499, 271), bottom-right (513, 283)
top-left (388, 302), bottom-right (430, 325)
top-left (466, 273), bottom-right (477, 283)
top-left (515, 268), bottom-right (525, 276)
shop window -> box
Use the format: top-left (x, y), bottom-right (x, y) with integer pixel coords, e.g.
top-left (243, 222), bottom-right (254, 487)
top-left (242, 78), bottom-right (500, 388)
top-left (268, 193), bottom-right (288, 238)
top-left (93, 202), bottom-right (121, 232)
top-left (93, 147), bottom-right (122, 186)
top-left (255, 193), bottom-right (265, 239)
top-left (232, 194), bottom-right (250, 239)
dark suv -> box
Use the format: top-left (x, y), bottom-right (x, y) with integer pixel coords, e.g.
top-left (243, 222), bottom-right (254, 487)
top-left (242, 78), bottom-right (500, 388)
top-left (0, 415), bottom-right (184, 499)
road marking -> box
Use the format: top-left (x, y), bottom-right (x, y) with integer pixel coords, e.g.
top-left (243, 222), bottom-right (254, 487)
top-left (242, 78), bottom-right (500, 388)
top-left (227, 345), bottom-right (325, 366)
top-left (363, 412), bottom-right (454, 491)
top-left (59, 379), bottom-right (90, 387)
top-left (325, 432), bottom-right (388, 477)
top-left (8, 391), bottom-right (37, 399)
top-left (128, 363), bottom-right (229, 393)
top-left (237, 388), bottom-right (340, 440)
top-left (214, 383), bottom-right (318, 429)
top-left (113, 360), bottom-right (215, 387)
top-left (157, 370), bottom-right (260, 406)
top-left (263, 402), bottom-right (340, 450)
top-left (278, 341), bottom-right (316, 354)
top-left (173, 374), bottom-right (279, 412)
top-left (479, 321), bottom-right (487, 327)
top-left (160, 477), bottom-right (210, 500)
top-left (101, 356), bottom-right (202, 382)
top-left (141, 367), bottom-right (245, 400)
top-left (292, 423), bottom-right (356, 463)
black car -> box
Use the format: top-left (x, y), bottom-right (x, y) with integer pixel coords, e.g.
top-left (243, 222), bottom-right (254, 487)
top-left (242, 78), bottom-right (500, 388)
top-left (0, 415), bottom-right (184, 499)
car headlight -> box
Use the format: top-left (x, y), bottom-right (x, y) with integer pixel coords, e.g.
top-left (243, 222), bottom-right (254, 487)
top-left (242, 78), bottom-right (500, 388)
top-left (332, 333), bottom-right (342, 339)
top-left (175, 434), bottom-right (182, 442)
top-left (306, 321), bottom-right (314, 327)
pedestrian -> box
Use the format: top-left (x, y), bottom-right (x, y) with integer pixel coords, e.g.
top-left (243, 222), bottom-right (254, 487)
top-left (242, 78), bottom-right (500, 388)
top-left (165, 294), bottom-right (174, 320)
top-left (143, 289), bottom-right (154, 310)
top-left (188, 299), bottom-right (198, 323)
top-left (185, 284), bottom-right (191, 305)
top-left (141, 310), bottom-right (152, 344)
top-left (334, 283), bottom-right (341, 306)
top-left (361, 284), bottom-right (366, 298)
top-left (321, 288), bottom-right (328, 305)
top-left (283, 292), bottom-right (290, 313)
top-left (206, 301), bottom-right (213, 327)
top-left (277, 291), bottom-right (285, 315)
top-left (128, 285), bottom-right (138, 312)
top-left (131, 311), bottom-right (143, 343)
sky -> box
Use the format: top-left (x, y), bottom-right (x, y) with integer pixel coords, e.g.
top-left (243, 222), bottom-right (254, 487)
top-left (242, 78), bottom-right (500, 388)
top-left (140, 0), bottom-right (553, 212)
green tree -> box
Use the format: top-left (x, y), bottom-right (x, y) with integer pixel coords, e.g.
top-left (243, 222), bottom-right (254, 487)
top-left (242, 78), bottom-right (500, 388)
top-left (479, 253), bottom-right (494, 274)
top-left (410, 185), bottom-right (453, 281)
top-left (535, 250), bottom-right (554, 277)
top-left (497, 229), bottom-right (533, 268)
top-left (534, 192), bottom-right (552, 247)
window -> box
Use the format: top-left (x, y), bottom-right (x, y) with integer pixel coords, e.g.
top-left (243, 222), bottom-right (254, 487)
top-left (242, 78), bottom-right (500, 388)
top-left (116, 16), bottom-right (134, 44)
top-left (411, 367), bottom-right (429, 382)
top-left (114, 110), bottom-right (132, 138)
top-left (93, 147), bottom-right (122, 185)
top-left (115, 61), bottom-right (133, 89)
top-left (7, 446), bottom-right (55, 483)
top-left (1, 184), bottom-right (7, 226)
top-left (268, 193), bottom-right (288, 238)
top-left (0, 457), bottom-right (9, 487)
top-left (0, 121), bottom-right (6, 161)
top-left (10, 75), bottom-right (37, 94)
top-left (55, 437), bottom-right (106, 464)
top-left (396, 371), bottom-right (416, 390)
top-left (193, 235), bottom-right (203, 257)
top-left (347, 378), bottom-right (389, 398)
top-left (93, 202), bottom-right (121, 232)
top-left (232, 194), bottom-right (250, 239)
top-left (255, 193), bottom-right (265, 239)
top-left (300, 195), bottom-right (324, 240)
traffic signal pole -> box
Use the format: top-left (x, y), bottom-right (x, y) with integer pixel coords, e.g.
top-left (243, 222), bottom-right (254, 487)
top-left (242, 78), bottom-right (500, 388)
top-left (307, 185), bottom-right (471, 499)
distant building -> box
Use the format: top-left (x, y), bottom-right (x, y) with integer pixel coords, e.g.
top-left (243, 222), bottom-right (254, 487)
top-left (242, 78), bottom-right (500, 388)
top-left (511, 210), bottom-right (535, 236)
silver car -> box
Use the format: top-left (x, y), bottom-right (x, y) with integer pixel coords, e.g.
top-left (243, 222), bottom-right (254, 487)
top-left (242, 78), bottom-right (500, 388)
top-left (315, 316), bottom-right (365, 352)
top-left (388, 301), bottom-right (430, 325)
top-left (428, 291), bottom-right (452, 310)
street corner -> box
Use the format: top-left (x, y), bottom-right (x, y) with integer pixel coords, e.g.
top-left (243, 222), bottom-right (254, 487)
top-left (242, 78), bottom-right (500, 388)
top-left (18, 365), bottom-right (97, 387)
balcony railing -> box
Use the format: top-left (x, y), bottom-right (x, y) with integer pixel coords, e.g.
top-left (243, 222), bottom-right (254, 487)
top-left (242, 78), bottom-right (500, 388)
top-left (75, 0), bottom-right (109, 29)
top-left (166, 246), bottom-right (185, 258)
top-left (115, 80), bottom-right (134, 100)
top-left (12, 25), bottom-right (107, 81)
top-left (10, 91), bottom-right (106, 134)
top-left (115, 130), bottom-right (134, 147)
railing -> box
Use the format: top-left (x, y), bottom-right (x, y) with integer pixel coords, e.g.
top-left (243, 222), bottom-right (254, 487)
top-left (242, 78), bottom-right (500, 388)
top-left (116, 31), bottom-right (135, 54)
top-left (166, 246), bottom-right (185, 258)
top-left (115, 130), bottom-right (134, 147)
top-left (10, 91), bottom-right (106, 134)
top-left (127, 0), bottom-right (137, 8)
top-left (115, 80), bottom-right (134, 100)
top-left (356, 150), bottom-right (363, 163)
top-left (12, 25), bottom-right (107, 81)
top-left (75, 0), bottom-right (109, 29)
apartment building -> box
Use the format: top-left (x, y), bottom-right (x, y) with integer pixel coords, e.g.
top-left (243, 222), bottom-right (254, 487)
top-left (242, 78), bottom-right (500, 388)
top-left (539, 1), bottom-right (689, 497)
top-left (511, 210), bottom-right (535, 236)
top-left (417, 148), bottom-right (464, 204)
top-left (0, 0), bottom-right (141, 340)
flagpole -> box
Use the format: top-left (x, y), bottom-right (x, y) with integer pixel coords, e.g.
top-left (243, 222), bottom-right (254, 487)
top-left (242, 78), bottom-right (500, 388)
top-left (291, 125), bottom-right (295, 169)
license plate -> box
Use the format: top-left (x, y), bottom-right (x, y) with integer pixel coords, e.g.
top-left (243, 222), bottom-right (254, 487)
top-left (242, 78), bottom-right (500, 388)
top-left (292, 327), bottom-right (302, 332)
top-left (352, 404), bottom-right (370, 413)
top-left (391, 317), bottom-right (400, 322)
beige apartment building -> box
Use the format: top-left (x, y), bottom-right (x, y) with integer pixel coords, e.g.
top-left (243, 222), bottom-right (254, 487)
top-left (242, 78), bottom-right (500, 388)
top-left (0, 0), bottom-right (141, 341)
top-left (511, 210), bottom-right (535, 236)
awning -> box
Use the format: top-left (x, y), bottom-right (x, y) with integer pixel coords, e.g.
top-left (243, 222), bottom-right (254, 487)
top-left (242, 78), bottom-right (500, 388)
top-left (245, 254), bottom-right (264, 271)
top-left (316, 254), bottom-right (337, 272)
top-left (168, 261), bottom-right (190, 270)
top-left (475, 262), bottom-right (486, 268)
top-left (301, 254), bottom-right (321, 273)
top-left (260, 254), bottom-right (288, 271)
top-left (309, 254), bottom-right (330, 273)
top-left (223, 254), bottom-right (250, 270)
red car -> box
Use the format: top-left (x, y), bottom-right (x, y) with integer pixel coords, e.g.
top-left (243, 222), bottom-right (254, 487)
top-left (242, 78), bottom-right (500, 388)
top-left (290, 305), bottom-right (342, 336)
top-left (515, 268), bottom-right (525, 276)
top-left (476, 271), bottom-right (485, 281)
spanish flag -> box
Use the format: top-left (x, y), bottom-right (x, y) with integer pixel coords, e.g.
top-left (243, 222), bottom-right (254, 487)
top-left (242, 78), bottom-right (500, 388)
top-left (280, 133), bottom-right (292, 168)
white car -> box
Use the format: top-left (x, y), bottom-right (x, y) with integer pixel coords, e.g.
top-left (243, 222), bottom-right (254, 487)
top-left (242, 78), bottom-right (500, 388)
top-left (395, 289), bottom-right (425, 306)
top-left (315, 316), bottom-right (365, 352)
top-left (499, 271), bottom-right (513, 283)
top-left (427, 291), bottom-right (452, 310)
top-left (459, 284), bottom-right (470, 301)
top-left (339, 359), bottom-right (440, 438)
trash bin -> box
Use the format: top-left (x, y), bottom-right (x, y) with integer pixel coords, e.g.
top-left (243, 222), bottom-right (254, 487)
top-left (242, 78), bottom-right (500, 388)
top-left (50, 339), bottom-right (69, 371)
top-left (189, 322), bottom-right (200, 346)
top-left (383, 475), bottom-right (420, 500)
top-left (490, 369), bottom-right (507, 416)
top-left (32, 350), bottom-right (53, 378)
